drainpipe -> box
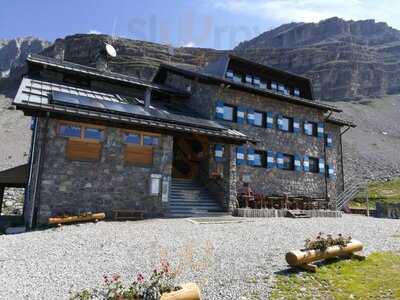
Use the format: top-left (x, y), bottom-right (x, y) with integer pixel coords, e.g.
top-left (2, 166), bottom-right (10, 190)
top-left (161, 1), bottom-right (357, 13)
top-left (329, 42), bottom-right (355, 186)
top-left (31, 112), bottom-right (50, 229)
top-left (339, 125), bottom-right (351, 192)
top-left (25, 117), bottom-right (38, 230)
top-left (324, 111), bottom-right (333, 205)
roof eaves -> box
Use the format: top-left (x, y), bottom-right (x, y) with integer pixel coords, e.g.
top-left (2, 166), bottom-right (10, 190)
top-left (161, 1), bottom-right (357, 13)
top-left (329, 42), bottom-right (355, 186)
top-left (326, 117), bottom-right (356, 128)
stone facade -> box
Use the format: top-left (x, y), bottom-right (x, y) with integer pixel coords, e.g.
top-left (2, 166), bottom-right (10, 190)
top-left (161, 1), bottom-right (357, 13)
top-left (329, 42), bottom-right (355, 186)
top-left (29, 118), bottom-right (173, 226)
top-left (164, 72), bottom-right (344, 204)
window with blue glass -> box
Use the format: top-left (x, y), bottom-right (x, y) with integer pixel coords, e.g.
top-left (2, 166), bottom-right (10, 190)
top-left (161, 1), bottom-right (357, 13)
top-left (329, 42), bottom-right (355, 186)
top-left (84, 128), bottom-right (103, 140)
top-left (124, 132), bottom-right (141, 144)
top-left (223, 104), bottom-right (237, 122)
top-left (280, 116), bottom-right (293, 132)
top-left (143, 135), bottom-right (159, 146)
top-left (253, 111), bottom-right (264, 127)
top-left (59, 124), bottom-right (81, 138)
top-left (253, 150), bottom-right (265, 167)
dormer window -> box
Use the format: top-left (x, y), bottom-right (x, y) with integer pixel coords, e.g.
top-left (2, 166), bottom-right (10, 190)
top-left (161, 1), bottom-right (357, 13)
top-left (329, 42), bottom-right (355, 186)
top-left (245, 75), bottom-right (252, 84)
top-left (233, 74), bottom-right (242, 83)
top-left (226, 70), bottom-right (234, 79)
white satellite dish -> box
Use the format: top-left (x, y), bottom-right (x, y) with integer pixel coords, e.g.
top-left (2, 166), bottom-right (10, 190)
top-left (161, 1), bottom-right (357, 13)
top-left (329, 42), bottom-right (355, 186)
top-left (105, 43), bottom-right (117, 57)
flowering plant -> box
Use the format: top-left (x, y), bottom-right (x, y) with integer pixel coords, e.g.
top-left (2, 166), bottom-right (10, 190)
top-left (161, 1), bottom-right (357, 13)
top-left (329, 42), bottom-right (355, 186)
top-left (71, 261), bottom-right (181, 300)
top-left (304, 232), bottom-right (352, 251)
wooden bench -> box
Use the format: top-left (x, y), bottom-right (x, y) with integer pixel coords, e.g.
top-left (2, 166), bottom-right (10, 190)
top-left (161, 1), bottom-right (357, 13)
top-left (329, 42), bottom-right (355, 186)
top-left (113, 210), bottom-right (144, 221)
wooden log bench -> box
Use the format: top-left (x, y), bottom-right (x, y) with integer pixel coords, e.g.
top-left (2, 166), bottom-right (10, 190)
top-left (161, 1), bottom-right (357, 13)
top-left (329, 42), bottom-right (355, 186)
top-left (285, 240), bottom-right (365, 272)
top-left (113, 210), bottom-right (144, 221)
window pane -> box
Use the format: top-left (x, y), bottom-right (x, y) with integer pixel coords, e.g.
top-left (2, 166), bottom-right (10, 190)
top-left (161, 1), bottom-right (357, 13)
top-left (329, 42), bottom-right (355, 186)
top-left (253, 153), bottom-right (263, 167)
top-left (226, 70), bottom-right (234, 79)
top-left (143, 135), bottom-right (159, 146)
top-left (223, 105), bottom-right (234, 121)
top-left (254, 112), bottom-right (263, 126)
top-left (271, 81), bottom-right (278, 90)
top-left (84, 128), bottom-right (103, 140)
top-left (283, 154), bottom-right (294, 170)
top-left (281, 118), bottom-right (289, 131)
top-left (59, 124), bottom-right (81, 138)
top-left (124, 132), bottom-right (141, 144)
top-left (294, 88), bottom-right (300, 97)
top-left (309, 157), bottom-right (319, 173)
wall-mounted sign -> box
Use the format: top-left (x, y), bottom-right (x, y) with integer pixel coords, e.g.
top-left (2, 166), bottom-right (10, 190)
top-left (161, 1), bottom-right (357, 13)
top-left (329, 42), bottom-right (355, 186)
top-left (150, 174), bottom-right (162, 196)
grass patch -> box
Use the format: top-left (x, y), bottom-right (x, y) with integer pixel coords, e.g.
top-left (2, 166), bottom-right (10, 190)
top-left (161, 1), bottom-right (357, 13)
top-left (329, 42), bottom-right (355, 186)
top-left (350, 177), bottom-right (400, 209)
top-left (270, 252), bottom-right (400, 300)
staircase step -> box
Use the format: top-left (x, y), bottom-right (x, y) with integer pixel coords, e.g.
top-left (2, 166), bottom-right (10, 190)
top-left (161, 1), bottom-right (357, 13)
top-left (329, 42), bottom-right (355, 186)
top-left (169, 178), bottom-right (224, 217)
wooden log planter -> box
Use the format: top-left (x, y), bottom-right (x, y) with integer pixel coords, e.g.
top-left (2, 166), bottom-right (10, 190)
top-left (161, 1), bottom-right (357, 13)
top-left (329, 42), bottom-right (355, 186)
top-left (160, 283), bottom-right (201, 300)
top-left (48, 212), bottom-right (105, 226)
top-left (285, 240), bottom-right (366, 272)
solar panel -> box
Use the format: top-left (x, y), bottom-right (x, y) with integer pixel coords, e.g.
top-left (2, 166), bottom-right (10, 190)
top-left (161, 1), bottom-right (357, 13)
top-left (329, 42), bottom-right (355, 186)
top-left (51, 91), bottom-right (225, 131)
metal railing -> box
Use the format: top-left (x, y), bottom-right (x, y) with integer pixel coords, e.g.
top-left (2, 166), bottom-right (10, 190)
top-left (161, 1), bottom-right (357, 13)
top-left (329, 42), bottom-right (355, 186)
top-left (336, 181), bottom-right (365, 211)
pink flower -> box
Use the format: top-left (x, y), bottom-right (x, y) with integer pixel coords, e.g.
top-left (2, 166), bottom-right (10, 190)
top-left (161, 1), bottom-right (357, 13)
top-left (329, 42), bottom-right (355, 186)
top-left (137, 273), bottom-right (144, 283)
top-left (112, 274), bottom-right (121, 282)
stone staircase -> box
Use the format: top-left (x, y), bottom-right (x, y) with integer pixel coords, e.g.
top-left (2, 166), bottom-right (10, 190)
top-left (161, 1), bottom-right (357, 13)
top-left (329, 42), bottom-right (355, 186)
top-left (168, 178), bottom-right (226, 218)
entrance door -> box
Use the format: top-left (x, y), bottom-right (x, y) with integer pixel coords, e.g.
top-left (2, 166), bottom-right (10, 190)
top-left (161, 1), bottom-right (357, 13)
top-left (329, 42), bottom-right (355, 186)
top-left (172, 136), bottom-right (208, 179)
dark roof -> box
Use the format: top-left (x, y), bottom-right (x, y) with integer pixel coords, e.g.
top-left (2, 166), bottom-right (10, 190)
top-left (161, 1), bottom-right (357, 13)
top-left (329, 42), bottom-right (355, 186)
top-left (27, 54), bottom-right (190, 97)
top-left (326, 116), bottom-right (356, 128)
top-left (13, 77), bottom-right (256, 143)
top-left (0, 164), bottom-right (28, 186)
top-left (156, 63), bottom-right (342, 113)
top-left (204, 54), bottom-right (312, 84)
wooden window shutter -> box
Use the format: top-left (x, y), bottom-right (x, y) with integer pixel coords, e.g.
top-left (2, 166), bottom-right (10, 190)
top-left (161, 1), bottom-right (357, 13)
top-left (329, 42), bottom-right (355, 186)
top-left (267, 151), bottom-right (276, 169)
top-left (66, 139), bottom-right (102, 161)
top-left (294, 154), bottom-right (302, 171)
top-left (237, 107), bottom-right (246, 124)
top-left (247, 108), bottom-right (255, 125)
top-left (236, 146), bottom-right (245, 165)
top-left (266, 112), bottom-right (274, 129)
top-left (124, 145), bottom-right (153, 166)
top-left (247, 147), bottom-right (255, 166)
top-left (215, 100), bottom-right (224, 120)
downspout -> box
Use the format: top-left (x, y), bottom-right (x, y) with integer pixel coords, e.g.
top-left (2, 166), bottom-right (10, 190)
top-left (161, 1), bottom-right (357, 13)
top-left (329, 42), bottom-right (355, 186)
top-left (324, 111), bottom-right (333, 204)
top-left (25, 117), bottom-right (38, 230)
top-left (339, 125), bottom-right (351, 192)
top-left (31, 112), bottom-right (50, 229)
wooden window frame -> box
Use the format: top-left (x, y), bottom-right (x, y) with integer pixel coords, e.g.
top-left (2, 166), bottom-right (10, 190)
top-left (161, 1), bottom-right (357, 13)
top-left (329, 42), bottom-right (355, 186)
top-left (121, 129), bottom-right (161, 147)
top-left (58, 121), bottom-right (105, 162)
top-left (122, 130), bottom-right (161, 167)
top-left (58, 121), bottom-right (105, 141)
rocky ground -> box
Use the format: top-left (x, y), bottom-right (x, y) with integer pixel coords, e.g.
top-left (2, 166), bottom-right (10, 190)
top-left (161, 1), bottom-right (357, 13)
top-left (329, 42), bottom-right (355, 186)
top-left (331, 96), bottom-right (400, 182)
top-left (0, 94), bottom-right (30, 171)
top-left (0, 215), bottom-right (399, 300)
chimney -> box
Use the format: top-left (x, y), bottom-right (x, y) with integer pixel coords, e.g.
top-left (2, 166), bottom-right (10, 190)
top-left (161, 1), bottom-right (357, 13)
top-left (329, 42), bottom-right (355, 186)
top-left (145, 88), bottom-right (152, 108)
top-left (53, 42), bottom-right (65, 61)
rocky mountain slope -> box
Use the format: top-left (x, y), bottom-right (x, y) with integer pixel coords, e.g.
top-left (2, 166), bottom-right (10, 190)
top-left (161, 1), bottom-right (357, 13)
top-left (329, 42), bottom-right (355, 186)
top-left (0, 18), bottom-right (400, 182)
top-left (0, 37), bottom-right (50, 95)
top-left (235, 17), bottom-right (400, 101)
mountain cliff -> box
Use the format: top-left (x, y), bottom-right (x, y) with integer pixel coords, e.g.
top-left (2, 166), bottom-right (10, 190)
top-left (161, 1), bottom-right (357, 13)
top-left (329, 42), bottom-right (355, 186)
top-left (235, 17), bottom-right (400, 101)
top-left (0, 37), bottom-right (50, 95)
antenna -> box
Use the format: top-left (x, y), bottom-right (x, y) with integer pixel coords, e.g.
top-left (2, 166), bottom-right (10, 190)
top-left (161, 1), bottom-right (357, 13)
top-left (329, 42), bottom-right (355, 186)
top-left (105, 43), bottom-right (117, 58)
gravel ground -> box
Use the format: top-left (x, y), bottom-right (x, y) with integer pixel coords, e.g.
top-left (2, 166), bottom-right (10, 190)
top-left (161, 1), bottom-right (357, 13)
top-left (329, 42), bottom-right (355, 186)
top-left (0, 215), bottom-right (399, 300)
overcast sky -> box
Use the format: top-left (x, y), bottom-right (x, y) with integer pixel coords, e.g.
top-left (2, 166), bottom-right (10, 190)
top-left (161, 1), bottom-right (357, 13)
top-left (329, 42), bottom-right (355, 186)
top-left (1, 0), bottom-right (399, 49)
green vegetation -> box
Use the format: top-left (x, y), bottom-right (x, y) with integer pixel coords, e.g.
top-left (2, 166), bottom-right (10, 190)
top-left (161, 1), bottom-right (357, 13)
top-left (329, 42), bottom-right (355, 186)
top-left (270, 252), bottom-right (400, 300)
top-left (350, 177), bottom-right (400, 209)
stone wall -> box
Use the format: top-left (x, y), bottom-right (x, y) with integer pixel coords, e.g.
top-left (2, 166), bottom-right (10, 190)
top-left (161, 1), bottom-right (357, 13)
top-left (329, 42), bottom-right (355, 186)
top-left (30, 118), bottom-right (173, 226)
top-left (164, 71), bottom-right (344, 202)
